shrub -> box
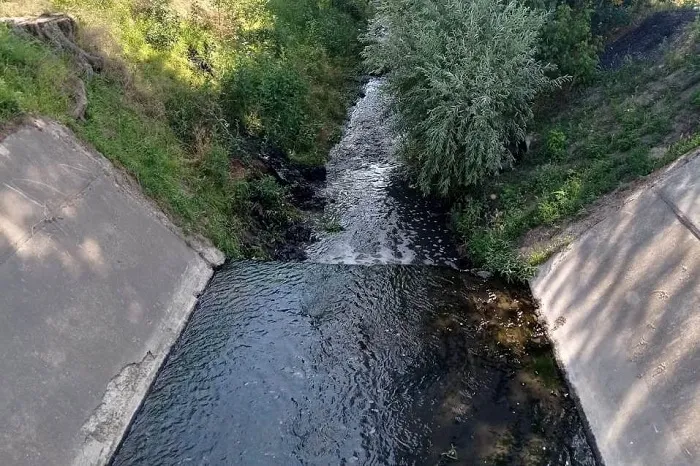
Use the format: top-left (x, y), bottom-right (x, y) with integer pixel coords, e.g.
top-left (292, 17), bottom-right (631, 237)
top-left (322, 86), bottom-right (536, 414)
top-left (538, 4), bottom-right (601, 84)
top-left (453, 198), bottom-right (485, 237)
top-left (545, 128), bottom-right (567, 160)
top-left (165, 84), bottom-right (225, 148)
top-left (220, 55), bottom-right (312, 153)
top-left (591, 0), bottom-right (637, 36)
top-left (133, 0), bottom-right (181, 51)
top-left (468, 231), bottom-right (535, 282)
top-left (268, 0), bottom-right (369, 59)
top-left (364, 0), bottom-right (566, 196)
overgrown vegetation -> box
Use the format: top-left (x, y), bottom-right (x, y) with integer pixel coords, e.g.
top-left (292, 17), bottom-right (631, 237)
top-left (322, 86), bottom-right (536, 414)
top-left (365, 0), bottom-right (700, 281)
top-left (454, 10), bottom-right (700, 281)
top-left (537, 3), bottom-right (601, 84)
top-left (364, 0), bottom-right (566, 196)
top-left (458, 39), bottom-right (700, 278)
top-left (0, 0), bottom-right (369, 257)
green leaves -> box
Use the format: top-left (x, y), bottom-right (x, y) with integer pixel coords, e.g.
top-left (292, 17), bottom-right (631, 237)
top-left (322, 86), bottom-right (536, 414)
top-left (220, 55), bottom-right (311, 153)
top-left (538, 4), bottom-right (600, 84)
top-left (364, 0), bottom-right (562, 196)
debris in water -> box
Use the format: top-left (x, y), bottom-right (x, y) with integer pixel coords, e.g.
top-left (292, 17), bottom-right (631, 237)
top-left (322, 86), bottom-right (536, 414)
top-left (440, 444), bottom-right (458, 461)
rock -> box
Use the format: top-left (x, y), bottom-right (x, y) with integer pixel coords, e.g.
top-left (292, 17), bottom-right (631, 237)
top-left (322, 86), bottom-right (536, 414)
top-left (475, 270), bottom-right (493, 280)
top-left (273, 243), bottom-right (307, 261)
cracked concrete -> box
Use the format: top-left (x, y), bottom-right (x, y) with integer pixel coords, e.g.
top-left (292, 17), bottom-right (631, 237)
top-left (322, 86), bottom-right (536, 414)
top-left (0, 119), bottom-right (223, 466)
top-left (532, 149), bottom-right (700, 465)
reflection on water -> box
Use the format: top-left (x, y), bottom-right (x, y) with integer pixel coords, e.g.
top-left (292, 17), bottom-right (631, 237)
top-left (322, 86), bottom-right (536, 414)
top-left (112, 262), bottom-right (594, 465)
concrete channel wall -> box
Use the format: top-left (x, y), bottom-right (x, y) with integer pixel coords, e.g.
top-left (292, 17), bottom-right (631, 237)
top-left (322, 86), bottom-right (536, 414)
top-left (532, 150), bottom-right (700, 465)
top-left (0, 119), bottom-right (224, 466)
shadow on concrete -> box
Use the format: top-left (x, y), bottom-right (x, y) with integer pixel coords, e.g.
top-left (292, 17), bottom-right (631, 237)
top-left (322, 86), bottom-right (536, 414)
top-left (532, 153), bottom-right (700, 464)
top-left (0, 120), bottom-right (212, 466)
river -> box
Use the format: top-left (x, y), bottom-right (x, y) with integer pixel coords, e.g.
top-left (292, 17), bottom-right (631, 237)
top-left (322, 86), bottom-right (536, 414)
top-left (110, 79), bottom-right (597, 465)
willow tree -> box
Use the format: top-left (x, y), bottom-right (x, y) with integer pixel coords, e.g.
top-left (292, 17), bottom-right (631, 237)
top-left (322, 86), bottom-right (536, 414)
top-left (364, 0), bottom-right (566, 196)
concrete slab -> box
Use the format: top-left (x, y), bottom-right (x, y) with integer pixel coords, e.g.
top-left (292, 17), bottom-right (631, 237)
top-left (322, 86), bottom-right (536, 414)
top-left (0, 120), bottom-right (221, 466)
top-left (532, 154), bottom-right (700, 465)
top-left (0, 121), bottom-right (102, 259)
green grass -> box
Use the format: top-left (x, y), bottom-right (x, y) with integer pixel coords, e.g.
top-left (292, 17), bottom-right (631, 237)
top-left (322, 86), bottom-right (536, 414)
top-left (0, 26), bottom-right (71, 120)
top-left (454, 17), bottom-right (700, 282)
top-left (76, 76), bottom-right (249, 255)
top-left (0, 0), bottom-right (369, 258)
top-left (0, 25), bottom-right (251, 255)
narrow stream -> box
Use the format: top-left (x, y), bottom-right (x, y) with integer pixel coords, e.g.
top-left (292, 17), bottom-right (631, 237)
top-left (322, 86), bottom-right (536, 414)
top-left (111, 80), bottom-right (597, 465)
top-left (305, 79), bottom-right (459, 267)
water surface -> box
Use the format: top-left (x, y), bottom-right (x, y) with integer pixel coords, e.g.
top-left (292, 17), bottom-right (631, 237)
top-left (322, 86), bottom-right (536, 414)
top-left (112, 262), bottom-right (593, 465)
top-left (111, 79), bottom-right (596, 465)
top-left (305, 79), bottom-right (459, 267)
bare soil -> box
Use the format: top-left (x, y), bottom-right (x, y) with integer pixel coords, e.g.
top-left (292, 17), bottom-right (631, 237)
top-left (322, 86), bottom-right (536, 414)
top-left (600, 9), bottom-right (697, 70)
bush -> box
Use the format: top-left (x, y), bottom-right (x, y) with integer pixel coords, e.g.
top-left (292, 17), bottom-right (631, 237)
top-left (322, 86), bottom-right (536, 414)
top-left (133, 0), bottom-right (181, 51)
top-left (165, 84), bottom-right (225, 148)
top-left (220, 55), bottom-right (312, 153)
top-left (268, 0), bottom-right (369, 59)
top-left (364, 0), bottom-right (565, 196)
top-left (591, 0), bottom-right (639, 35)
top-left (453, 198), bottom-right (484, 237)
top-left (538, 4), bottom-right (601, 84)
top-left (468, 231), bottom-right (535, 282)
top-left (545, 128), bottom-right (568, 160)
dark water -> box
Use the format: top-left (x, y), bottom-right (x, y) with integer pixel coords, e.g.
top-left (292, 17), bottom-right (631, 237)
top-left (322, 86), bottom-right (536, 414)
top-left (112, 262), bottom-right (592, 465)
top-left (111, 79), bottom-right (596, 465)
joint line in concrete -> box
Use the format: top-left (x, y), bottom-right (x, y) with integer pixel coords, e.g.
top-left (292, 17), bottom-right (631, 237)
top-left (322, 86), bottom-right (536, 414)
top-left (657, 190), bottom-right (700, 242)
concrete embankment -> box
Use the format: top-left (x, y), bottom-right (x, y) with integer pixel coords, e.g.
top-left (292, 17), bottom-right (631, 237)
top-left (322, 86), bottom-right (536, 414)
top-left (532, 150), bottom-right (700, 465)
top-left (0, 119), bottom-right (223, 466)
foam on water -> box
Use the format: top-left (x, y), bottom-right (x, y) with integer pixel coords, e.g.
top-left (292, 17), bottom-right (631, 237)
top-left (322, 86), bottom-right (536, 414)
top-left (305, 79), bottom-right (459, 267)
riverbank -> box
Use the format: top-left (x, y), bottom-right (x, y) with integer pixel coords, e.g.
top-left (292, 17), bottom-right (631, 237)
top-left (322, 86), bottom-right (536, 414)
top-left (0, 0), bottom-right (369, 260)
top-left (453, 7), bottom-right (700, 281)
top-left (531, 144), bottom-right (700, 465)
top-left (0, 119), bottom-right (222, 466)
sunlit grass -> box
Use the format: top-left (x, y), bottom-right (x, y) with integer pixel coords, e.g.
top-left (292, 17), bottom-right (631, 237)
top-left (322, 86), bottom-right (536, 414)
top-left (0, 0), bottom-right (368, 257)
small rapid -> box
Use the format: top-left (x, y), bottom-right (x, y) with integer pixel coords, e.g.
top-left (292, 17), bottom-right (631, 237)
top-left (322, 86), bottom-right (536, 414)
top-left (305, 79), bottom-right (459, 267)
top-left (111, 80), bottom-right (597, 466)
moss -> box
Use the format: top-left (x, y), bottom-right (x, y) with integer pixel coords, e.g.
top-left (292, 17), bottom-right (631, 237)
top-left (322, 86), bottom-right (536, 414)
top-left (529, 352), bottom-right (561, 390)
